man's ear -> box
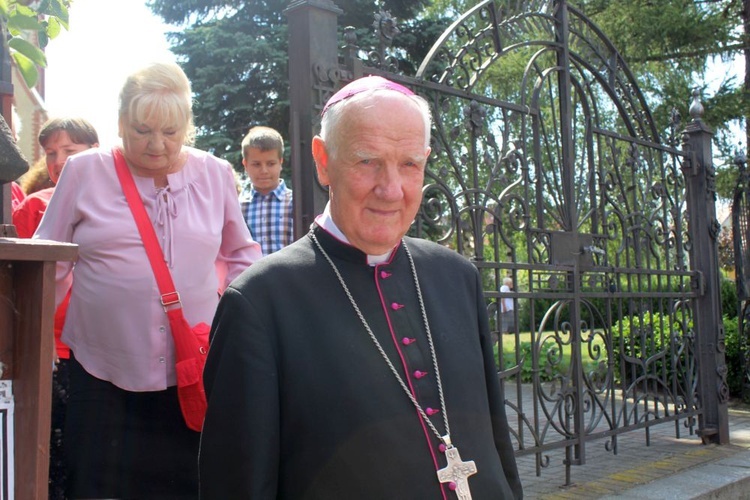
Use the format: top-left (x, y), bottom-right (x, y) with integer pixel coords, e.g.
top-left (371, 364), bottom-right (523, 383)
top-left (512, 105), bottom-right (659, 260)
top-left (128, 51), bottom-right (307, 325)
top-left (312, 136), bottom-right (330, 186)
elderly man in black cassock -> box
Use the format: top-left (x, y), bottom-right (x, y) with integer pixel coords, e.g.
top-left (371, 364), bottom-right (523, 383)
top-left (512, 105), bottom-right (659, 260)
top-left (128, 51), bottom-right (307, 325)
top-left (199, 76), bottom-right (523, 499)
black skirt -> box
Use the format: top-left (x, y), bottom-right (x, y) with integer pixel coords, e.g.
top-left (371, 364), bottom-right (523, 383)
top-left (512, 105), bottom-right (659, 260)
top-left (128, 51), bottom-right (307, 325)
top-left (65, 354), bottom-right (200, 499)
top-left (49, 358), bottom-right (69, 500)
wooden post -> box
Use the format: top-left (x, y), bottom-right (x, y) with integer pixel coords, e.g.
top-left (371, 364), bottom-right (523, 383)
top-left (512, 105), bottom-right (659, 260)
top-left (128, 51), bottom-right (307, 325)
top-left (0, 238), bottom-right (77, 499)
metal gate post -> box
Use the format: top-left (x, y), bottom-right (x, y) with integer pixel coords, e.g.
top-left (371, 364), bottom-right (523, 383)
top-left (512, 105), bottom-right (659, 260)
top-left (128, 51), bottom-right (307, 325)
top-left (284, 0), bottom-right (342, 237)
top-left (732, 153), bottom-right (750, 402)
top-left (682, 90), bottom-right (730, 444)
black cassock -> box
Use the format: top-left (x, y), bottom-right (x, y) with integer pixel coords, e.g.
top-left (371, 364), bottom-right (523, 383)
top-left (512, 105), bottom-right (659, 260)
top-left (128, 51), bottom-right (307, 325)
top-left (199, 224), bottom-right (523, 499)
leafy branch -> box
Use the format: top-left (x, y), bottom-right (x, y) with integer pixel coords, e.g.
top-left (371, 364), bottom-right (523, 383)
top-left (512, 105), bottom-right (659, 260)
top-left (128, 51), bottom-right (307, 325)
top-left (0, 0), bottom-right (70, 88)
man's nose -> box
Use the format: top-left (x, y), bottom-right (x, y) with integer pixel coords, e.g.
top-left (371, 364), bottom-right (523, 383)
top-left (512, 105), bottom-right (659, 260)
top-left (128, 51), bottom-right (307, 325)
top-left (374, 164), bottom-right (403, 200)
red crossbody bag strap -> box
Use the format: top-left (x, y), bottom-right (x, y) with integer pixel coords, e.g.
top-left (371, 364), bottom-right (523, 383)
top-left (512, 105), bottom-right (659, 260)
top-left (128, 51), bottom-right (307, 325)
top-left (112, 148), bottom-right (181, 311)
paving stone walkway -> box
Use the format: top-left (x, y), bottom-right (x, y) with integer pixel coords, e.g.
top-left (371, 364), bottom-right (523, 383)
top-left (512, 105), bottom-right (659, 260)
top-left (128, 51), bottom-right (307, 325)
top-left (508, 385), bottom-right (750, 499)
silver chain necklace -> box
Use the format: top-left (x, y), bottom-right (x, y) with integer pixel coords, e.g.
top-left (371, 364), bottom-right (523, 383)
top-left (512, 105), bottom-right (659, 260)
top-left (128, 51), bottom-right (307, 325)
top-left (310, 231), bottom-right (478, 499)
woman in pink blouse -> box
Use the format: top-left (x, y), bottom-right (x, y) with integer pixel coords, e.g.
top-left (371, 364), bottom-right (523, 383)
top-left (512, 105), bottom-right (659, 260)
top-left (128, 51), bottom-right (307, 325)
top-left (35, 62), bottom-right (261, 499)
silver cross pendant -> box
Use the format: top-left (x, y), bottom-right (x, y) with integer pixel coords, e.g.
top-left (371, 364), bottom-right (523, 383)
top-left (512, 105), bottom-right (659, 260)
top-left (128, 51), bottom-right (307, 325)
top-left (437, 445), bottom-right (478, 500)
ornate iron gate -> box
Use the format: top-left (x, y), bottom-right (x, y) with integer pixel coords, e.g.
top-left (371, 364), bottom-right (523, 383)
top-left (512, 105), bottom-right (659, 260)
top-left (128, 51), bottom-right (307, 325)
top-left (286, 0), bottom-right (729, 484)
top-left (733, 153), bottom-right (750, 402)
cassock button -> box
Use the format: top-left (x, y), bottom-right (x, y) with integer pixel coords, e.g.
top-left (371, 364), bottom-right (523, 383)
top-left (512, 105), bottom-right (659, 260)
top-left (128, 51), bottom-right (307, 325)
top-left (401, 337), bottom-right (416, 345)
top-left (439, 443), bottom-right (447, 452)
top-left (426, 407), bottom-right (440, 416)
top-left (449, 482), bottom-right (458, 491)
top-left (380, 270), bottom-right (392, 279)
top-left (413, 370), bottom-right (428, 379)
top-left (391, 302), bottom-right (405, 310)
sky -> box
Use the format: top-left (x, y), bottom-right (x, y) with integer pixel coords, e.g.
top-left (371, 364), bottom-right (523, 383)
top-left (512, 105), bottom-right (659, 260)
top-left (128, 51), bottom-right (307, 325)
top-left (45, 0), bottom-right (176, 148)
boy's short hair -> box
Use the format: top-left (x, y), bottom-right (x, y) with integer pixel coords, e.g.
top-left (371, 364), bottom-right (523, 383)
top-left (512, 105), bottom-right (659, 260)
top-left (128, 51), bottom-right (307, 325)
top-left (39, 117), bottom-right (99, 148)
top-left (242, 126), bottom-right (284, 159)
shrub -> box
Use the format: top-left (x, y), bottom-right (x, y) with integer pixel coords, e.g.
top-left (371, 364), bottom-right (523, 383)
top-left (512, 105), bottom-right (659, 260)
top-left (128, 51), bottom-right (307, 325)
top-left (498, 339), bottom-right (601, 384)
top-left (611, 311), bottom-right (690, 388)
top-left (721, 276), bottom-right (739, 320)
top-left (723, 314), bottom-right (748, 401)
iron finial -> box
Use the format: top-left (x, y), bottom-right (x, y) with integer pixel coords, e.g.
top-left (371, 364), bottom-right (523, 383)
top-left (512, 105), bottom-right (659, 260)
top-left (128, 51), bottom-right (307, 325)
top-left (689, 88), bottom-right (704, 120)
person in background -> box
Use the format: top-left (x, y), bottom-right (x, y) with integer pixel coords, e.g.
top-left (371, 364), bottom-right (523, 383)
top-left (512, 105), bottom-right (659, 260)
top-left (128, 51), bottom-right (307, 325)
top-left (199, 76), bottom-right (522, 499)
top-left (14, 118), bottom-right (99, 237)
top-left (239, 125), bottom-right (293, 255)
top-left (35, 61), bottom-right (261, 499)
top-left (14, 117), bottom-right (99, 500)
top-left (500, 277), bottom-right (515, 335)
top-left (10, 181), bottom-right (25, 210)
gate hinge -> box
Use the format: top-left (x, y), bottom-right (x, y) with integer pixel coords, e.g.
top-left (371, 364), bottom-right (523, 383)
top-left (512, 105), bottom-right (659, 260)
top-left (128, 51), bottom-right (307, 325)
top-left (691, 271), bottom-right (706, 295)
top-left (682, 151), bottom-right (699, 176)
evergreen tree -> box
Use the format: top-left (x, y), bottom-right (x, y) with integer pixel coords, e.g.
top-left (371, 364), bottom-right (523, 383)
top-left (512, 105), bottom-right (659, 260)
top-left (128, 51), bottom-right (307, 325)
top-left (147, 0), bottom-right (445, 172)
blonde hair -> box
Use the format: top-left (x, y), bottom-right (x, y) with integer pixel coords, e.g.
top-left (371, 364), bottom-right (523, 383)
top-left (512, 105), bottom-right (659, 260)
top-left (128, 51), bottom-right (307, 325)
top-left (118, 62), bottom-right (195, 145)
top-left (19, 158), bottom-right (53, 194)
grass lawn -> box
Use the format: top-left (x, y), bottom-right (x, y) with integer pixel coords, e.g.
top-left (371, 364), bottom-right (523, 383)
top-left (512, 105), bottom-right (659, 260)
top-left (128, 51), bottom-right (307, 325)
top-left (495, 331), bottom-right (607, 381)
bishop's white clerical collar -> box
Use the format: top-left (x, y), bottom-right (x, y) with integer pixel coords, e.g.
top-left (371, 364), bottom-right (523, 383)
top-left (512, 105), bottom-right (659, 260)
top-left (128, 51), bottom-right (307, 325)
top-left (314, 202), bottom-right (395, 266)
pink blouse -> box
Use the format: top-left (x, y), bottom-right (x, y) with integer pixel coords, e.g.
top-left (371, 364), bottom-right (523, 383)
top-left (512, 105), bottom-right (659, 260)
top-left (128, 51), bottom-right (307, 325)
top-left (35, 147), bottom-right (262, 391)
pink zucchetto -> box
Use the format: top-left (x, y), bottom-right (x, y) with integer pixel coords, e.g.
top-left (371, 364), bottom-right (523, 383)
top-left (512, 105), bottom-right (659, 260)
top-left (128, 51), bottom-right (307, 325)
top-left (322, 75), bottom-right (414, 115)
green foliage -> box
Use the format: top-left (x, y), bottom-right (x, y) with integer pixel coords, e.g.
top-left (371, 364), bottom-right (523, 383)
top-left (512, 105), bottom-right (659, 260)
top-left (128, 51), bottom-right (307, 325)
top-left (496, 338), bottom-right (604, 384)
top-left (723, 314), bottom-right (745, 400)
top-left (501, 341), bottom-right (544, 382)
top-left (148, 0), bottom-right (446, 172)
top-left (149, 0), bottom-right (746, 184)
top-left (611, 311), bottom-right (688, 386)
top-left (498, 341), bottom-right (556, 383)
top-left (0, 0), bottom-right (70, 88)
top-left (716, 161), bottom-right (741, 201)
top-left (721, 274), bottom-right (739, 319)
top-left (576, 0), bottom-right (747, 200)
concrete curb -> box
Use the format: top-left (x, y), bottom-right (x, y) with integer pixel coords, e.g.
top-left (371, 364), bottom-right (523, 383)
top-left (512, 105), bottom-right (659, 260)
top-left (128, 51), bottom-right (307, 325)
top-left (597, 450), bottom-right (750, 499)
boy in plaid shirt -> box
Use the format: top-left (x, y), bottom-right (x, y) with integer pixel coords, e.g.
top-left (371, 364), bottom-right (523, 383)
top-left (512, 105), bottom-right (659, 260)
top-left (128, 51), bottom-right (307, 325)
top-left (239, 126), bottom-right (294, 255)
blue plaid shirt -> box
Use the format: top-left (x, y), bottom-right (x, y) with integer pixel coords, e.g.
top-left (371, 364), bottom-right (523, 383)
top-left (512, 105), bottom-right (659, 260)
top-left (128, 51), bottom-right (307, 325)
top-left (239, 179), bottom-right (294, 256)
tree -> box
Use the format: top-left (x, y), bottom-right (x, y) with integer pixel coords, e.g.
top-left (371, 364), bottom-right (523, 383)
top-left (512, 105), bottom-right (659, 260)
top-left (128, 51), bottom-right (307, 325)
top-left (149, 0), bottom-right (747, 194)
top-left (147, 0), bottom-right (447, 171)
top-left (421, 0), bottom-right (747, 200)
top-left (573, 0), bottom-right (747, 200)
top-left (0, 0), bottom-right (70, 87)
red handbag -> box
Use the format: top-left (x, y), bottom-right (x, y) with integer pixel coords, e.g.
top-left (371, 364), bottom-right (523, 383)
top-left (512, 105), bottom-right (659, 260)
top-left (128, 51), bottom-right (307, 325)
top-left (113, 148), bottom-right (209, 432)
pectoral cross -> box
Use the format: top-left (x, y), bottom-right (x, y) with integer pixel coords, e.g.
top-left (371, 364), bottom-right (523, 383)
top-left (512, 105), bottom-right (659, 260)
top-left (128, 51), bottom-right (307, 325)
top-left (437, 445), bottom-right (477, 500)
